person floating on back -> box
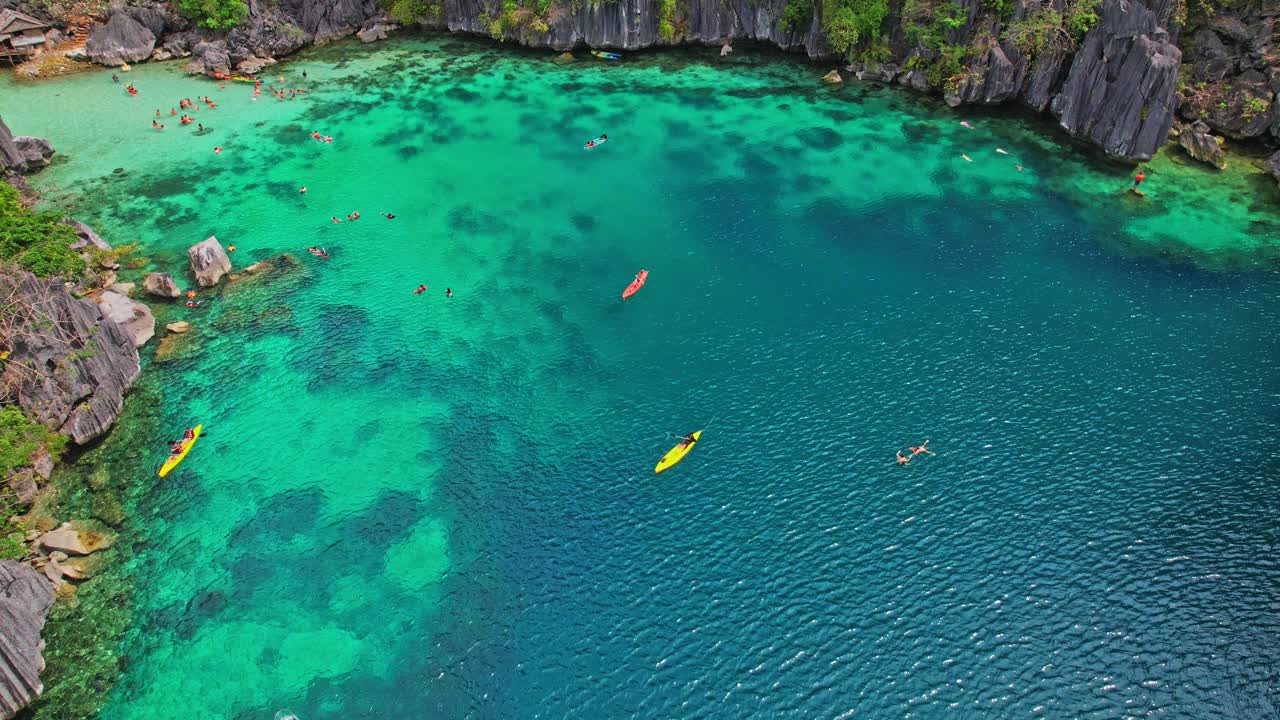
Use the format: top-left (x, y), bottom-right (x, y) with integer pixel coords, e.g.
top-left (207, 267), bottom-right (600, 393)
top-left (414, 284), bottom-right (428, 295)
top-left (909, 440), bottom-right (934, 457)
top-left (896, 451), bottom-right (911, 466)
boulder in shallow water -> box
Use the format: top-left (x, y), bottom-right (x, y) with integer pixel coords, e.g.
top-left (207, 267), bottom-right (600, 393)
top-left (12, 137), bottom-right (54, 169)
top-left (821, 69), bottom-right (842, 84)
top-left (86, 11), bottom-right (157, 66)
top-left (38, 524), bottom-right (112, 556)
top-left (143, 272), bottom-right (180, 299)
top-left (0, 560), bottom-right (55, 718)
top-left (188, 236), bottom-right (232, 287)
top-left (358, 23), bottom-right (389, 43)
top-left (1177, 121), bottom-right (1226, 169)
top-left (94, 291), bottom-right (155, 348)
top-left (166, 321), bottom-right (192, 334)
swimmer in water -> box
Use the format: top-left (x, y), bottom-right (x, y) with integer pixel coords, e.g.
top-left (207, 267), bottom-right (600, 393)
top-left (198, 123), bottom-right (204, 132)
top-left (155, 109), bottom-right (161, 117)
top-left (896, 451), bottom-right (911, 466)
top-left (227, 245), bottom-right (236, 252)
top-left (1015, 164), bottom-right (1023, 172)
top-left (960, 121), bottom-right (974, 129)
top-left (312, 131), bottom-right (321, 140)
top-left (909, 440), bottom-right (934, 456)
top-left (381, 212), bottom-right (395, 219)
top-left (331, 216), bottom-right (341, 224)
top-left (961, 154), bottom-right (972, 162)
top-left (300, 186), bottom-right (307, 194)
top-left (995, 148), bottom-right (1008, 155)
top-left (414, 284), bottom-right (428, 295)
top-left (445, 287), bottom-right (453, 298)
top-left (213, 146), bottom-right (223, 154)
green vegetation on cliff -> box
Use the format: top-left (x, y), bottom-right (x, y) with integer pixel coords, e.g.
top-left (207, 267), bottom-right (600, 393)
top-left (173, 0), bottom-right (249, 30)
top-left (381, 0), bottom-right (445, 25)
top-left (1003, 0), bottom-right (1100, 60)
top-left (0, 183), bottom-right (82, 279)
top-left (0, 407), bottom-right (66, 479)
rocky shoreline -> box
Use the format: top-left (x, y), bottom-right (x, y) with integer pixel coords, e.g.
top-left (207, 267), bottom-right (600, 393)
top-left (3, 0), bottom-right (1276, 169)
top-left (0, 114), bottom-right (273, 717)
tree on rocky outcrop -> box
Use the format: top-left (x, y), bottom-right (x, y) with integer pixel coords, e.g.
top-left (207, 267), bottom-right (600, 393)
top-left (174, 0), bottom-right (249, 30)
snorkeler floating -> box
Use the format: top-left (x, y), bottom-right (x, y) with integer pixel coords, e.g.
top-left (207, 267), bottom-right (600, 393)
top-left (896, 441), bottom-right (935, 467)
top-left (585, 133), bottom-right (608, 149)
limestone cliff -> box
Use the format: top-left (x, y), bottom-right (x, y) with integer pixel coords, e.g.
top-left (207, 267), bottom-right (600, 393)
top-left (50, 0), bottom-right (1280, 162)
top-left (0, 561), bottom-right (54, 720)
top-left (0, 268), bottom-right (142, 446)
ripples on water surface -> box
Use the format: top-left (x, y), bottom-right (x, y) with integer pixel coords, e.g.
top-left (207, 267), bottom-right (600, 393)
top-left (2, 35), bottom-right (1279, 720)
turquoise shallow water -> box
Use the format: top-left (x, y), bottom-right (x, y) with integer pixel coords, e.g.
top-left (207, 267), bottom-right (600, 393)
top-left (3, 35), bottom-right (1280, 719)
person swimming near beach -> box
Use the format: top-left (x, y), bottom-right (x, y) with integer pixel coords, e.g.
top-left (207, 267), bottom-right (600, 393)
top-left (331, 216), bottom-right (341, 224)
top-left (1015, 164), bottom-right (1023, 172)
top-left (152, 121), bottom-right (165, 130)
top-left (227, 245), bottom-right (236, 252)
top-left (197, 123), bottom-right (204, 132)
top-left (960, 121), bottom-right (973, 129)
top-left (961, 154), bottom-right (972, 162)
top-left (312, 130), bottom-right (321, 140)
top-left (446, 287), bottom-right (453, 298)
top-left (322, 135), bottom-right (332, 143)
top-left (213, 146), bottom-right (223, 154)
top-left (155, 109), bottom-right (161, 117)
top-left (300, 186), bottom-right (307, 194)
top-left (414, 284), bottom-right (428, 295)
top-left (909, 440), bottom-right (934, 456)
top-left (112, 74), bottom-right (119, 83)
top-left (896, 451), bottom-right (911, 466)
top-left (381, 212), bottom-right (395, 219)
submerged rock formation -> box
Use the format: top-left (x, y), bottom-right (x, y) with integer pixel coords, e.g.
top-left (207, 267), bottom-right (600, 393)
top-left (188, 236), bottom-right (232, 287)
top-left (1, 268), bottom-right (141, 446)
top-left (0, 561), bottom-right (54, 720)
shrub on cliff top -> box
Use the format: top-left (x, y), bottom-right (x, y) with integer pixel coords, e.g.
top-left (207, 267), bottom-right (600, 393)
top-left (0, 182), bottom-right (83, 279)
top-left (174, 0), bottom-right (249, 30)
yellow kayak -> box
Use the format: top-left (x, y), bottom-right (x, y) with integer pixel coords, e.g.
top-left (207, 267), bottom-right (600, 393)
top-left (655, 430), bottom-right (701, 474)
top-left (158, 424), bottom-right (203, 478)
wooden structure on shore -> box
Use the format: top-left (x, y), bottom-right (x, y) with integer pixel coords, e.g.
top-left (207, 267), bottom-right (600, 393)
top-left (0, 10), bottom-right (49, 66)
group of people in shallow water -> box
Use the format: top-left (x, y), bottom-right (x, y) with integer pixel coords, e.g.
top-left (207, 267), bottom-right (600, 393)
top-left (895, 440), bottom-right (934, 466)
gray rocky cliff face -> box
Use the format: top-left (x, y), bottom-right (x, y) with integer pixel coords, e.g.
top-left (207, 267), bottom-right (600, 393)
top-left (86, 11), bottom-right (158, 66)
top-left (0, 561), bottom-right (54, 720)
top-left (1, 270), bottom-right (142, 446)
top-left (1050, 0), bottom-right (1181, 161)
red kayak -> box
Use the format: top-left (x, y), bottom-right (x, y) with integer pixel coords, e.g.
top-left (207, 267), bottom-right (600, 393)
top-left (622, 269), bottom-right (649, 299)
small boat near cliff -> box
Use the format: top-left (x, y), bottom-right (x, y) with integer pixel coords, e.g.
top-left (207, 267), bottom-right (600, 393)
top-left (158, 424), bottom-right (202, 478)
top-left (591, 50), bottom-right (622, 61)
